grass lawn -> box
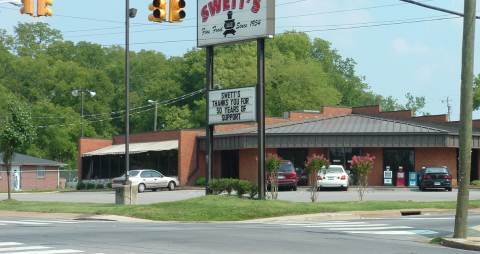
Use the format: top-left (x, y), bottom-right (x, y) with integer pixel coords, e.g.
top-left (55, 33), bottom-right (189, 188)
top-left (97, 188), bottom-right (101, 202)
top-left (0, 195), bottom-right (478, 221)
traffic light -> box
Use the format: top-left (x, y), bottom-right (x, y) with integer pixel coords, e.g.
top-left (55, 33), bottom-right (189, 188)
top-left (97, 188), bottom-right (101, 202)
top-left (148, 0), bottom-right (167, 22)
top-left (37, 0), bottom-right (53, 16)
top-left (20, 0), bottom-right (33, 15)
top-left (169, 0), bottom-right (185, 23)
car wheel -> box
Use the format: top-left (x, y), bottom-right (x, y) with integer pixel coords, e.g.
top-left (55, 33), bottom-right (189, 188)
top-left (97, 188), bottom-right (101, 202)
top-left (167, 181), bottom-right (175, 191)
top-left (343, 185), bottom-right (348, 191)
top-left (420, 185), bottom-right (425, 192)
top-left (446, 187), bottom-right (453, 192)
top-left (138, 183), bottom-right (146, 193)
top-left (152, 188), bottom-right (157, 192)
top-left (292, 185), bottom-right (297, 191)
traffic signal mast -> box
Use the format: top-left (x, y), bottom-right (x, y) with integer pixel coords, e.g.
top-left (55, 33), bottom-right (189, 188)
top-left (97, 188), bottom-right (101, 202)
top-left (148, 0), bottom-right (167, 22)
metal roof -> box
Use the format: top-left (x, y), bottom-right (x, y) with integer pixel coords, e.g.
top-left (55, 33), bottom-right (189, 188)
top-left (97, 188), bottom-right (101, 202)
top-left (82, 140), bottom-right (178, 157)
top-left (198, 114), bottom-right (480, 150)
top-left (0, 153), bottom-right (68, 167)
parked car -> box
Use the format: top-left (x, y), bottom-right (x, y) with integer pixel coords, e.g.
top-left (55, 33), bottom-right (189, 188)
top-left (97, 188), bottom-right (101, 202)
top-left (418, 167), bottom-right (452, 191)
top-left (66, 177), bottom-right (78, 189)
top-left (112, 169), bottom-right (180, 193)
top-left (295, 167), bottom-right (309, 186)
top-left (317, 165), bottom-right (349, 191)
top-left (266, 160), bottom-right (298, 191)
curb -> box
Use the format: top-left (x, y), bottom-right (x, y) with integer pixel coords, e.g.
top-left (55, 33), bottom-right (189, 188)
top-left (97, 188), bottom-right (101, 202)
top-left (442, 238), bottom-right (480, 251)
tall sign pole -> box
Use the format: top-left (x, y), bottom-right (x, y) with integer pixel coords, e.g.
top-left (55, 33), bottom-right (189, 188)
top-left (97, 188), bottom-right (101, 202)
top-left (454, 0), bottom-right (476, 238)
top-left (257, 39), bottom-right (265, 199)
top-left (124, 0), bottom-right (131, 185)
top-left (205, 46), bottom-right (214, 195)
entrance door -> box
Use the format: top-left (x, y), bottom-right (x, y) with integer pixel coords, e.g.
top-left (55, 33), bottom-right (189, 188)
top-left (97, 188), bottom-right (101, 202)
top-left (11, 166), bottom-right (21, 191)
top-left (328, 148), bottom-right (361, 170)
top-left (221, 150), bottom-right (239, 179)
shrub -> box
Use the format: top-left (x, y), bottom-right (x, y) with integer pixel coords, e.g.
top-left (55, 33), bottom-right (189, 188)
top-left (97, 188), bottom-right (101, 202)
top-left (224, 178), bottom-right (237, 195)
top-left (234, 180), bottom-right (250, 197)
top-left (95, 184), bottom-right (104, 189)
top-left (106, 183), bottom-right (113, 189)
top-left (196, 177), bottom-right (206, 186)
top-left (86, 183), bottom-right (95, 190)
top-left (76, 182), bottom-right (86, 190)
top-left (430, 236), bottom-right (443, 245)
top-left (472, 180), bottom-right (480, 185)
top-left (247, 181), bottom-right (258, 199)
top-left (207, 178), bottom-right (223, 195)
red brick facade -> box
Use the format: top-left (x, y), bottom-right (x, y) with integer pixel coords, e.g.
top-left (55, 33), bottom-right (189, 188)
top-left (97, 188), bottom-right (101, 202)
top-left (0, 165), bottom-right (61, 191)
top-left (78, 105), bottom-right (480, 188)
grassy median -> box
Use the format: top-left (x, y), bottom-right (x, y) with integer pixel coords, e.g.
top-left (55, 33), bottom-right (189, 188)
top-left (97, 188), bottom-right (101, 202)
top-left (0, 195), bottom-right (478, 221)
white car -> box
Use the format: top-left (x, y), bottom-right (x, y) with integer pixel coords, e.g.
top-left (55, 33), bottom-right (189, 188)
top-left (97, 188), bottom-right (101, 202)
top-left (317, 165), bottom-right (349, 191)
top-left (112, 169), bottom-right (180, 193)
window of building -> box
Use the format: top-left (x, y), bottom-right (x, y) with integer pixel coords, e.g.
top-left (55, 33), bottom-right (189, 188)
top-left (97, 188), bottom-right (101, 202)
top-left (37, 166), bottom-right (46, 178)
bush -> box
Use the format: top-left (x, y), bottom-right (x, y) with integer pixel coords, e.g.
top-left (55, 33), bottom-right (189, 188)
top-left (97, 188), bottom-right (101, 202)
top-left (207, 178), bottom-right (223, 195)
top-left (95, 184), bottom-right (104, 189)
top-left (196, 177), bottom-right (206, 186)
top-left (234, 180), bottom-right (250, 197)
top-left (472, 180), bottom-right (480, 185)
top-left (224, 178), bottom-right (237, 195)
top-left (76, 182), bottom-right (86, 190)
top-left (106, 183), bottom-right (113, 189)
top-left (86, 183), bottom-right (95, 190)
top-left (247, 181), bottom-right (258, 199)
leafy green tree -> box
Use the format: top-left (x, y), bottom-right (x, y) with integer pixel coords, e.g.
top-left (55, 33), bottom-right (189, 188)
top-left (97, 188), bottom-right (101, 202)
top-left (0, 99), bottom-right (36, 200)
top-left (12, 22), bottom-right (62, 57)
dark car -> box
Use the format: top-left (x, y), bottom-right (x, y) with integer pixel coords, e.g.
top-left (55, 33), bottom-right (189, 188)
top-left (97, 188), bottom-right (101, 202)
top-left (418, 167), bottom-right (453, 191)
top-left (295, 167), bottom-right (309, 186)
top-left (267, 160), bottom-right (298, 191)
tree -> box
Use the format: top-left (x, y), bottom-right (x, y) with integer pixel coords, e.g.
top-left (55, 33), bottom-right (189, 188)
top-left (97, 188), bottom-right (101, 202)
top-left (264, 153), bottom-right (282, 199)
top-left (304, 154), bottom-right (330, 202)
top-left (12, 22), bottom-right (62, 57)
top-left (350, 154), bottom-right (375, 202)
top-left (0, 99), bottom-right (35, 200)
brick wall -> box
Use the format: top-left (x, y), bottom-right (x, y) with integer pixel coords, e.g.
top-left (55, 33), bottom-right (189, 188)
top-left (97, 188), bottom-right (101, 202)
top-left (415, 147), bottom-right (458, 186)
top-left (0, 165), bottom-right (60, 191)
top-left (178, 130), bottom-right (205, 186)
top-left (362, 148), bottom-right (384, 186)
top-left (352, 105), bottom-right (382, 115)
top-left (412, 115), bottom-right (449, 125)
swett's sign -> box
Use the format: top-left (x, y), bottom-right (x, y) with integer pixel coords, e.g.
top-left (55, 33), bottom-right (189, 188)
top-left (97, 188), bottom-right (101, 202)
top-left (197, 0), bottom-right (275, 47)
top-left (208, 86), bottom-right (256, 125)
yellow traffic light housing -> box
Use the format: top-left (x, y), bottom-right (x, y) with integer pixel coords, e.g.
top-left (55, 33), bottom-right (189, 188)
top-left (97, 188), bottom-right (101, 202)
top-left (37, 0), bottom-right (53, 16)
top-left (20, 0), bottom-right (34, 15)
top-left (169, 0), bottom-right (186, 23)
top-left (148, 0), bottom-right (167, 22)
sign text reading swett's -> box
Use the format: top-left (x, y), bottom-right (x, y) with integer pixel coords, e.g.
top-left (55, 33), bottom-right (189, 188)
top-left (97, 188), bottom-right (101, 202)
top-left (197, 0), bottom-right (274, 47)
top-left (208, 87), bottom-right (256, 125)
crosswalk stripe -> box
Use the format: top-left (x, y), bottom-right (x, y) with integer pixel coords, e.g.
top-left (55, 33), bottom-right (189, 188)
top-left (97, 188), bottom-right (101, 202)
top-left (0, 243), bottom-right (23, 247)
top-left (306, 224), bottom-right (389, 228)
top-left (0, 220), bottom-right (49, 225)
top-left (328, 226), bottom-right (413, 231)
top-left (346, 231), bottom-right (418, 235)
top-left (1, 249), bottom-right (84, 254)
top-left (21, 220), bottom-right (83, 224)
top-left (0, 246), bottom-right (52, 252)
top-left (285, 222), bottom-right (367, 226)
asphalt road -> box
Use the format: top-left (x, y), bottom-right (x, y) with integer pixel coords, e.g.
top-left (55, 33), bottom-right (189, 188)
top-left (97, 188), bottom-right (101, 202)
top-left (0, 187), bottom-right (478, 204)
top-left (0, 213), bottom-right (477, 254)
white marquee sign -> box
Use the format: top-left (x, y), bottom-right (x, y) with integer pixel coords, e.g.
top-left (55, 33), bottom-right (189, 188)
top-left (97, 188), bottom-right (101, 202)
top-left (208, 86), bottom-right (256, 125)
top-left (197, 0), bottom-right (275, 47)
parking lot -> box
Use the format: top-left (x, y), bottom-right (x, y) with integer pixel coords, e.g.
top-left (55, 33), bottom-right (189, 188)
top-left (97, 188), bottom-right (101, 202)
top-left (1, 187), bottom-right (478, 204)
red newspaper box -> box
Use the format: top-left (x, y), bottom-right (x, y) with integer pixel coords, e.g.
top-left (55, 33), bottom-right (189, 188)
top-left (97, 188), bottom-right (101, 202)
top-left (396, 166), bottom-right (405, 187)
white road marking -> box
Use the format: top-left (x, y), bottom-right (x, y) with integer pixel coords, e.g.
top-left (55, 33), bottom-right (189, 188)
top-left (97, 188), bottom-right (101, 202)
top-left (0, 220), bottom-right (48, 225)
top-left (346, 230), bottom-right (438, 235)
top-left (21, 220), bottom-right (83, 224)
top-left (306, 224), bottom-right (389, 228)
top-left (1, 250), bottom-right (84, 254)
top-left (328, 226), bottom-right (413, 231)
top-left (0, 246), bottom-right (51, 252)
top-left (0, 243), bottom-right (23, 246)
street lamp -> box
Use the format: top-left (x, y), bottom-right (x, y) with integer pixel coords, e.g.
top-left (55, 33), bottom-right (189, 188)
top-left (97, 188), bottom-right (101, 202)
top-left (148, 100), bottom-right (158, 131)
top-left (72, 89), bottom-right (96, 137)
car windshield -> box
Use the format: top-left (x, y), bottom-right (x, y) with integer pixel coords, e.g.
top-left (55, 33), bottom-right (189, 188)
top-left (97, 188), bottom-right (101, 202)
top-left (426, 168), bottom-right (448, 174)
top-left (277, 164), bottom-right (293, 172)
top-left (121, 170), bottom-right (140, 177)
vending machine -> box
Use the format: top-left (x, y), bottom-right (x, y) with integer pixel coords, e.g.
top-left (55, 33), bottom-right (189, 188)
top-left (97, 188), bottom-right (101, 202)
top-left (396, 166), bottom-right (405, 187)
top-left (383, 166), bottom-right (393, 186)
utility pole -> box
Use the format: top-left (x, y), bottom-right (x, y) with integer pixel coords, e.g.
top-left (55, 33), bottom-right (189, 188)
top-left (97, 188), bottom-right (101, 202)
top-left (455, 0), bottom-right (476, 239)
top-left (442, 97), bottom-right (452, 122)
top-left (401, 0), bottom-right (476, 238)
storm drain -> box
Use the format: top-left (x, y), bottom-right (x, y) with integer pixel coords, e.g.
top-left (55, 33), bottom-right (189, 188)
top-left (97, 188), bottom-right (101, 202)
top-left (401, 210), bottom-right (421, 216)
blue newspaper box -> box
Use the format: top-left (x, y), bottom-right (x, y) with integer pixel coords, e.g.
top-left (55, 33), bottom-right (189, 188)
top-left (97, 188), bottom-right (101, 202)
top-left (409, 172), bottom-right (418, 187)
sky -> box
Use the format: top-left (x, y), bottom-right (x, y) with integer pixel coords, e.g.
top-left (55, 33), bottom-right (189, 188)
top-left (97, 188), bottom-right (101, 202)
top-left (0, 0), bottom-right (479, 121)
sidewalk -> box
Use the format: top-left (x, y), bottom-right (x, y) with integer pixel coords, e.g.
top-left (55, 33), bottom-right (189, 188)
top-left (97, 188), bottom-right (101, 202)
top-left (442, 225), bottom-right (480, 251)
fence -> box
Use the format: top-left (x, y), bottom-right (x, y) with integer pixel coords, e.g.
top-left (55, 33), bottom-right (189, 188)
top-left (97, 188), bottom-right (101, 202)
top-left (0, 170), bottom-right (79, 191)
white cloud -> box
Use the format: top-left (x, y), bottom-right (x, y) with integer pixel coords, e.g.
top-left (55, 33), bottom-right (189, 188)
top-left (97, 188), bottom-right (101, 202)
top-left (414, 64), bottom-right (437, 83)
top-left (391, 38), bottom-right (430, 55)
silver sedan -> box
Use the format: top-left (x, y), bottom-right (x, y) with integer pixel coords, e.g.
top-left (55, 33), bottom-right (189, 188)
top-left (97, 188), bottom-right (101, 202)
top-left (112, 169), bottom-right (180, 193)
